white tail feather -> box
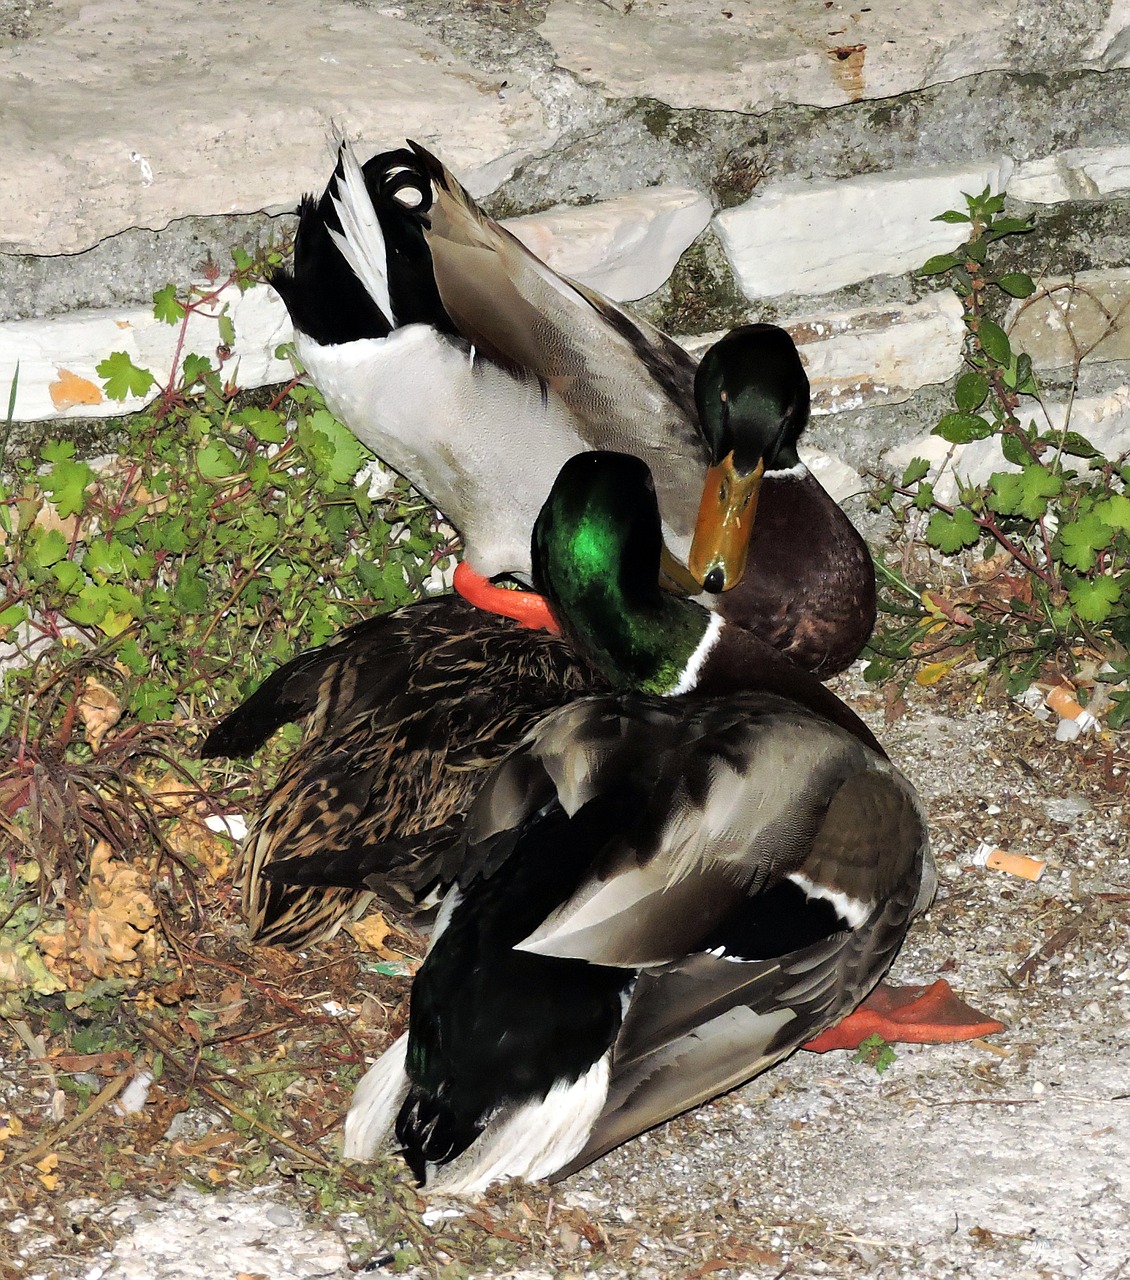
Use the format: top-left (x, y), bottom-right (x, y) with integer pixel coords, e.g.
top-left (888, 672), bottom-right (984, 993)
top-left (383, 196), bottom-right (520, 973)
top-left (343, 1032), bottom-right (410, 1160)
top-left (427, 1054), bottom-right (611, 1196)
top-left (329, 141), bottom-right (395, 327)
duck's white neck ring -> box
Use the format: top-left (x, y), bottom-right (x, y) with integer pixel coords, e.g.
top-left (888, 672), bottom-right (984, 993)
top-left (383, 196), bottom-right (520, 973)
top-left (668, 612), bottom-right (725, 696)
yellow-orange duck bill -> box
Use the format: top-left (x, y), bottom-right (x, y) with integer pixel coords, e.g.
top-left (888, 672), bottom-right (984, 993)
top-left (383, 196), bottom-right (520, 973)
top-left (687, 453), bottom-right (764, 593)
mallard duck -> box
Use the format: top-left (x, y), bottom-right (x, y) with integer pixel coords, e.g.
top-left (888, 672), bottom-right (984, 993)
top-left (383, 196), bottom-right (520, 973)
top-left (336, 451), bottom-right (933, 1193)
top-left (271, 140), bottom-right (875, 677)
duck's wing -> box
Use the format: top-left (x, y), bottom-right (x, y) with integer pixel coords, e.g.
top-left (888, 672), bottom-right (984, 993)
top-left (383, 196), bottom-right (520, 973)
top-left (467, 694), bottom-right (912, 969)
top-left (552, 764), bottom-right (927, 1176)
top-left (406, 142), bottom-right (705, 539)
top-left (217, 598), bottom-right (603, 945)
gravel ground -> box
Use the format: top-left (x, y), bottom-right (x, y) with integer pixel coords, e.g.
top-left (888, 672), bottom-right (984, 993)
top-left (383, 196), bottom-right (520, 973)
top-left (6, 665), bottom-right (1130, 1280)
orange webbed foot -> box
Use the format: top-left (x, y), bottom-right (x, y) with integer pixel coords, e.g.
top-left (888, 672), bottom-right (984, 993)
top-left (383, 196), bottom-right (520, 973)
top-left (802, 979), bottom-right (1005, 1053)
top-left (452, 561), bottom-right (560, 634)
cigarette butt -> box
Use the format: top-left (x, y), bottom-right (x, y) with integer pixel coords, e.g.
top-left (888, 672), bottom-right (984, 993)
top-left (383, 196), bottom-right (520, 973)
top-left (1044, 684), bottom-right (1099, 727)
top-left (972, 841), bottom-right (1046, 881)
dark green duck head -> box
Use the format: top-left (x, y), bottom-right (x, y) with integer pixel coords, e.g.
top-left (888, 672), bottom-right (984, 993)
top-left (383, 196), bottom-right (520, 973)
top-left (689, 324), bottom-right (810, 595)
top-left (532, 452), bottom-right (714, 697)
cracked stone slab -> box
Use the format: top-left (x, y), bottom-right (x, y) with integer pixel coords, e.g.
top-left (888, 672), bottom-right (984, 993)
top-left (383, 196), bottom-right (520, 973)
top-left (0, 0), bottom-right (555, 256)
top-left (1007, 269), bottom-right (1130, 368)
top-left (884, 385), bottom-right (1130, 503)
top-left (505, 186), bottom-right (712, 301)
top-left (540, 0), bottom-right (1130, 114)
top-left (715, 158), bottom-right (1013, 299)
top-left (1011, 145), bottom-right (1130, 202)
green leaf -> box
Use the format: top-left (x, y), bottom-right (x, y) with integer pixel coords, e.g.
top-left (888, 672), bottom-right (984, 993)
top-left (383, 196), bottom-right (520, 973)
top-left (232, 247), bottom-right (254, 273)
top-left (1057, 431), bottom-right (1099, 460)
top-left (965, 238), bottom-right (987, 264)
top-left (900, 457), bottom-right (931, 487)
top-left (182, 353), bottom-right (213, 385)
top-left (0, 603), bottom-right (28, 630)
top-left (996, 272), bottom-right (1036, 298)
top-left (987, 465), bottom-right (1063, 521)
top-left (1094, 494), bottom-right (1130, 532)
top-left (305, 409), bottom-right (372, 484)
top-left (28, 526), bottom-right (69, 569)
top-left (235, 407), bottom-right (286, 444)
top-left (931, 209), bottom-right (971, 224)
top-left (97, 351), bottom-right (156, 402)
top-left (42, 455), bottom-right (95, 517)
top-left (925, 507), bottom-right (981, 554)
top-left (197, 440), bottom-right (241, 479)
top-left (914, 481), bottom-right (935, 511)
top-left (978, 319), bottom-right (1012, 367)
top-left (986, 216), bottom-right (1034, 238)
top-left (218, 311), bottom-right (237, 348)
top-left (1000, 432), bottom-right (1031, 466)
top-left (1056, 511), bottom-right (1114, 571)
top-left (152, 284), bottom-right (185, 325)
top-left (1107, 689), bottom-right (1130, 730)
top-left (920, 252), bottom-right (962, 276)
top-left (1067, 574), bottom-right (1122, 624)
top-left (954, 372), bottom-right (989, 413)
top-left (933, 412), bottom-right (994, 444)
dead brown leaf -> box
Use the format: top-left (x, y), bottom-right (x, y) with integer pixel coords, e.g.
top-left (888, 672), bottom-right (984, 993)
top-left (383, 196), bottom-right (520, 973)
top-left (345, 912), bottom-right (403, 960)
top-left (77, 679), bottom-right (122, 753)
top-left (35, 842), bottom-right (160, 981)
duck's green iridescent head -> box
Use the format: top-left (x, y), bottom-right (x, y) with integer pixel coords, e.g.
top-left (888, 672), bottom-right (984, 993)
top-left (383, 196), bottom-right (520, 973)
top-left (532, 452), bottom-right (709, 695)
top-left (690, 324), bottom-right (810, 594)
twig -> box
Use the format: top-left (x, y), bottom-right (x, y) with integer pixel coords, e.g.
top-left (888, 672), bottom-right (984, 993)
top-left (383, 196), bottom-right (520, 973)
top-left (8, 1071), bottom-right (130, 1170)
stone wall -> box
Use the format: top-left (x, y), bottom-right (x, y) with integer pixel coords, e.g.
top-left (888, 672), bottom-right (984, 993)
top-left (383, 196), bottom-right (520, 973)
top-left (2, 0), bottom-right (1129, 500)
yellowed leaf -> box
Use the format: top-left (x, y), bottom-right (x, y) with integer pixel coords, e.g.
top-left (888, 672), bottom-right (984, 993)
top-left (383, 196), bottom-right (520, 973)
top-left (34, 1153), bottom-right (58, 1175)
top-left (345, 912), bottom-right (402, 960)
top-left (916, 659), bottom-right (959, 687)
top-left (49, 367), bottom-right (102, 410)
top-left (37, 1172), bottom-right (60, 1191)
top-left (77, 678), bottom-right (122, 753)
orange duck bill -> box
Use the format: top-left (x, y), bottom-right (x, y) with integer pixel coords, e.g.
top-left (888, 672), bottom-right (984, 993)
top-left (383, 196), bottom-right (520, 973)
top-left (687, 452), bottom-right (765, 594)
top-left (801, 979), bottom-right (1005, 1053)
top-left (453, 561), bottom-right (561, 634)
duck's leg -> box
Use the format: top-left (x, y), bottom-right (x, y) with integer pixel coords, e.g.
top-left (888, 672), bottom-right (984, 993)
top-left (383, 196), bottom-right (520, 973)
top-left (452, 561), bottom-right (560, 634)
top-left (801, 979), bottom-right (1004, 1052)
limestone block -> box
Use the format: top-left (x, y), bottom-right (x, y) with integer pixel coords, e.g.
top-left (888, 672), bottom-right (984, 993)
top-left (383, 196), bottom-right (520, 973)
top-left (541, 0), bottom-right (1130, 114)
top-left (4, 284), bottom-right (293, 422)
top-left (1010, 147), bottom-right (1130, 202)
top-left (1007, 270), bottom-right (1130, 368)
top-left (798, 446), bottom-right (864, 505)
top-left (883, 387), bottom-right (1130, 505)
top-left (503, 187), bottom-right (712, 302)
top-left (715, 159), bottom-right (1013, 299)
top-left (0, 0), bottom-right (555, 256)
top-left (681, 296), bottom-right (964, 415)
top-left (790, 294), bottom-right (966, 414)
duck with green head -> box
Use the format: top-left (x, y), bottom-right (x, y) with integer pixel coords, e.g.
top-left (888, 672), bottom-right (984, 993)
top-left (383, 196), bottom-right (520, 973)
top-left (333, 452), bottom-right (993, 1194)
top-left (272, 140), bottom-right (875, 677)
